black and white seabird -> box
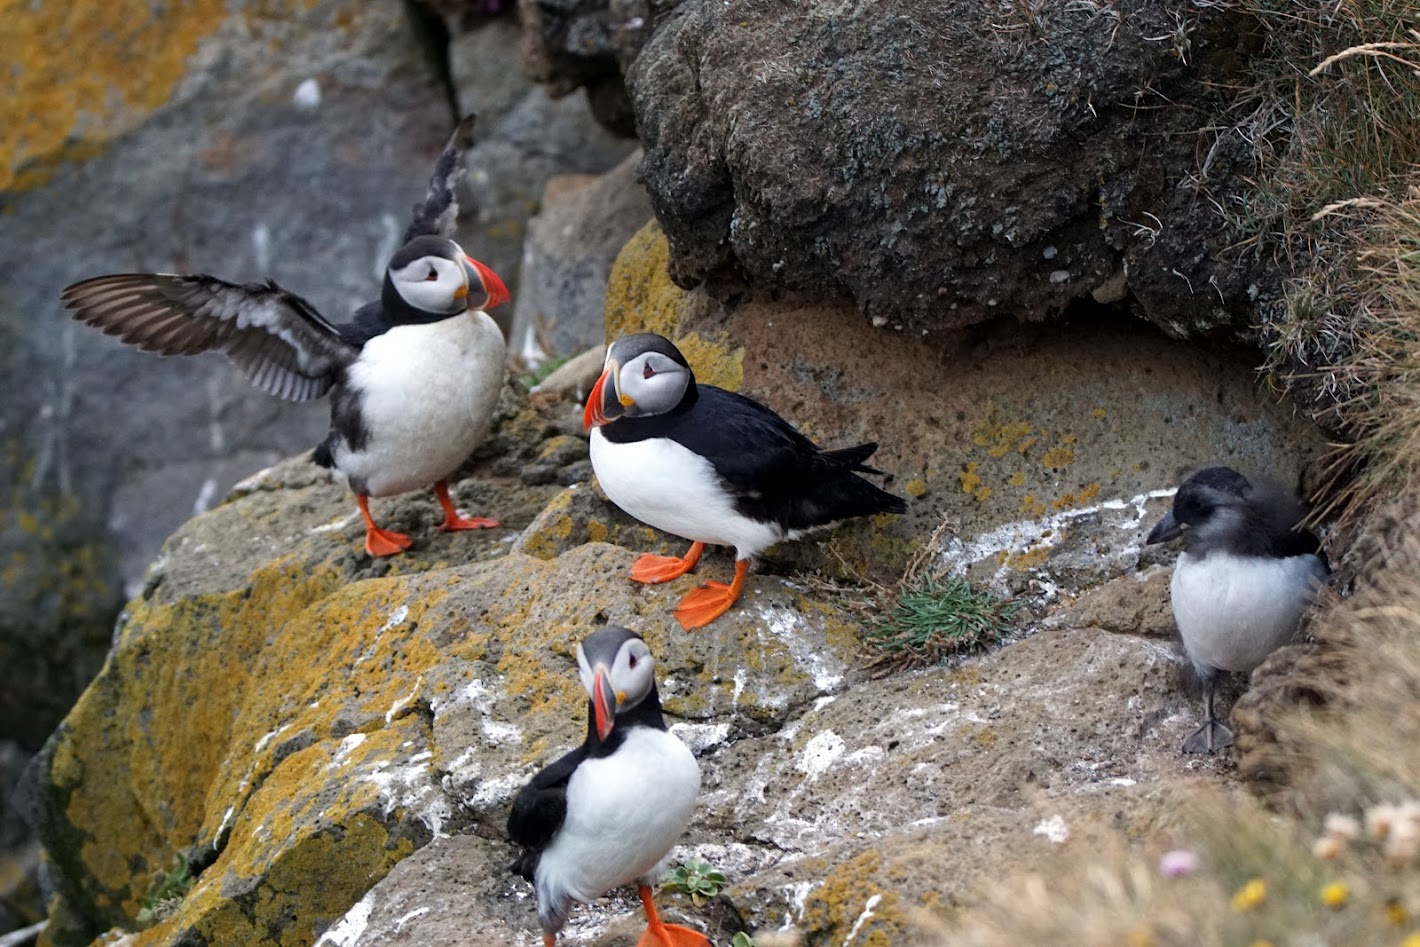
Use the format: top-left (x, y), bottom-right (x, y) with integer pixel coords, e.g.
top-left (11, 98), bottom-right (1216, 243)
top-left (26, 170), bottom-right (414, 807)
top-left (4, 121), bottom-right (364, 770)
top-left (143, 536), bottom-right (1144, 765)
top-left (1145, 465), bottom-right (1330, 753)
top-left (583, 333), bottom-right (908, 630)
top-left (508, 626), bottom-right (707, 947)
top-left (59, 115), bottom-right (511, 558)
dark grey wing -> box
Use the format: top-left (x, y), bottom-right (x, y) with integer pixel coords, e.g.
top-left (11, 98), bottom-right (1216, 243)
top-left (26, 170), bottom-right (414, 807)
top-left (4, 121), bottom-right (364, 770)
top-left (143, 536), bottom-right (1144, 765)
top-left (402, 113), bottom-right (479, 244)
top-left (60, 273), bottom-right (357, 402)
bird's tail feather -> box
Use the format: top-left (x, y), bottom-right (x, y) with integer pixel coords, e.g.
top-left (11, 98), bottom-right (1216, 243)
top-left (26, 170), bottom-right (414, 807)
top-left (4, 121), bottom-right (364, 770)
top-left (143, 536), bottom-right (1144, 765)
top-left (822, 441), bottom-right (883, 474)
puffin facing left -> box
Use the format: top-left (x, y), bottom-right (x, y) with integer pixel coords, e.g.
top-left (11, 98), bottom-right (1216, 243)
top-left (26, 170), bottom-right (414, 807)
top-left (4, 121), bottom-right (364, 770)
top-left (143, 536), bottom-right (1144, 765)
top-left (508, 626), bottom-right (708, 947)
top-left (59, 115), bottom-right (511, 557)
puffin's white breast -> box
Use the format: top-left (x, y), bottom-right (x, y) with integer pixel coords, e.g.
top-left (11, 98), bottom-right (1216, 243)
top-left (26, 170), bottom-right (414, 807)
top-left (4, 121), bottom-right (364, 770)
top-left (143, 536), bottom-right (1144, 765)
top-left (535, 726), bottom-right (700, 908)
top-left (336, 312), bottom-right (505, 497)
top-left (1170, 550), bottom-right (1327, 674)
top-left (589, 428), bottom-right (782, 558)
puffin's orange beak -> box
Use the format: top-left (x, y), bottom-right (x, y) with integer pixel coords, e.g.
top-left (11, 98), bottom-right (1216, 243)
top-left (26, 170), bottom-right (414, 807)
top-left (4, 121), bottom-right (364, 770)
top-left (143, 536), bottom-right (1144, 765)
top-left (583, 362), bottom-right (625, 431)
top-left (465, 256), bottom-right (511, 310)
top-left (591, 668), bottom-right (615, 741)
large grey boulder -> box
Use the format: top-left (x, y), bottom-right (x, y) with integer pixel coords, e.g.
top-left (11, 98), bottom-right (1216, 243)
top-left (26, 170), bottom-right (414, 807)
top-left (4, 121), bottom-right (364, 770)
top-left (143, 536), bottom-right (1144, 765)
top-left (536, 0), bottom-right (1271, 338)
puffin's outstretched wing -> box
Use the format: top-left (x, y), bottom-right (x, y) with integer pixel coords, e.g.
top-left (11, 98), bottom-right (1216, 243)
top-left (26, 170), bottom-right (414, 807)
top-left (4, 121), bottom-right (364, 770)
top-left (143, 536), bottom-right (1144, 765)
top-left (60, 273), bottom-right (357, 402)
top-left (402, 113), bottom-right (479, 244)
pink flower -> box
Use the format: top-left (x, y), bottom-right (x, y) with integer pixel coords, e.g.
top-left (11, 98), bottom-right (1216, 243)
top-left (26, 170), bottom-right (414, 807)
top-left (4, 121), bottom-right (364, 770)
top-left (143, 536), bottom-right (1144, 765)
top-left (1159, 849), bottom-right (1200, 877)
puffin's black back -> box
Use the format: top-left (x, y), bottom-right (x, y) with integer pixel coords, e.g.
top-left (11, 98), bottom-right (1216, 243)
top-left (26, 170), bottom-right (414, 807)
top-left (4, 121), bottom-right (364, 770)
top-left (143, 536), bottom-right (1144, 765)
top-left (601, 384), bottom-right (906, 530)
top-left (506, 684), bottom-right (670, 882)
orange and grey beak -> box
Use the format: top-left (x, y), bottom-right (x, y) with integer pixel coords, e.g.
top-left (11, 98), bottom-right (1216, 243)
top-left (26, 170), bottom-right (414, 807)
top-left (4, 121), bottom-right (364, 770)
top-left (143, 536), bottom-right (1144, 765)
top-left (583, 360), bottom-right (630, 431)
top-left (464, 256), bottom-right (511, 310)
top-left (591, 666), bottom-right (617, 741)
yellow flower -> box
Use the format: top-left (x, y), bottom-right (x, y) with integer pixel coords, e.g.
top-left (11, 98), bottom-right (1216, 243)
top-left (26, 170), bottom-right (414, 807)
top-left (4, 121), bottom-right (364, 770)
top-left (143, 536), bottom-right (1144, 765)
top-left (1320, 881), bottom-right (1349, 908)
top-left (1231, 879), bottom-right (1268, 912)
top-left (1247, 940), bottom-right (1275, 947)
top-left (1400, 933), bottom-right (1420, 947)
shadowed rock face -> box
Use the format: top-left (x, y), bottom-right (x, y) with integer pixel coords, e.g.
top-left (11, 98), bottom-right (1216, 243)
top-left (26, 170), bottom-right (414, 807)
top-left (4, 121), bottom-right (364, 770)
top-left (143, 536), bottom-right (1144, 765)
top-left (614, 0), bottom-right (1270, 337)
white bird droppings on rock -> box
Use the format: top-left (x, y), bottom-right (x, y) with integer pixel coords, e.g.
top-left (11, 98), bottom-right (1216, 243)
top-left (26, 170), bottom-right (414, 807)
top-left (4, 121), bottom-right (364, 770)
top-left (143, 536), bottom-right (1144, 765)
top-left (314, 890), bottom-right (373, 946)
top-left (1033, 814), bottom-right (1070, 844)
top-left (797, 730), bottom-right (846, 779)
top-left (292, 77), bottom-right (321, 109)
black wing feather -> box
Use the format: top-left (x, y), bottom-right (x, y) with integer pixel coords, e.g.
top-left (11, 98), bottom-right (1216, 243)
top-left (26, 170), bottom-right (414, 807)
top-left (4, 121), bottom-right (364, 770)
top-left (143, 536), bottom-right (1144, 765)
top-left (403, 114), bottom-right (479, 244)
top-left (506, 743), bottom-right (589, 881)
top-left (60, 273), bottom-right (356, 402)
top-left (610, 386), bottom-right (907, 530)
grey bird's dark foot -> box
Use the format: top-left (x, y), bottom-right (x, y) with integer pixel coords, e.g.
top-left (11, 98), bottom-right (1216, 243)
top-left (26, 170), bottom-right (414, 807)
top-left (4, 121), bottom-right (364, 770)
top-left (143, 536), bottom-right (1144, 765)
top-left (1182, 719), bottom-right (1234, 754)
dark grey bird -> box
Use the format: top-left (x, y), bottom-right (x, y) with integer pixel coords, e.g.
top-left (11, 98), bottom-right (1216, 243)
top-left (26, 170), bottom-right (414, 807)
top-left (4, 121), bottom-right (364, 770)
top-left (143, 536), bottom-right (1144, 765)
top-left (1146, 466), bottom-right (1329, 753)
top-left (59, 116), bottom-right (511, 557)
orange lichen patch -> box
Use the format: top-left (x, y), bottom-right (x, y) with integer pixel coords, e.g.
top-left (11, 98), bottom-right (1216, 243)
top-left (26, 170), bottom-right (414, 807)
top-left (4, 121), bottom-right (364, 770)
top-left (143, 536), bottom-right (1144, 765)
top-left (999, 544), bottom-right (1052, 571)
top-left (1041, 445), bottom-right (1076, 469)
top-left (0, 1), bottom-right (229, 191)
top-left (799, 850), bottom-right (905, 946)
top-left (603, 223), bottom-right (744, 390)
top-left (971, 413), bottom-right (1034, 458)
top-left (46, 557), bottom-right (346, 917)
top-left (1018, 494), bottom-right (1047, 517)
top-left (1050, 482), bottom-right (1103, 511)
top-left (960, 463), bottom-right (982, 495)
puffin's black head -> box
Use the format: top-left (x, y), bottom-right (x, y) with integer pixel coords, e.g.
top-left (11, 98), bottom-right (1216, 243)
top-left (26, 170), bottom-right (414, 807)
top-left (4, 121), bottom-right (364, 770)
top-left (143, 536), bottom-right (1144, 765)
top-left (583, 333), bottom-right (694, 430)
top-left (1146, 465), bottom-right (1252, 546)
top-left (575, 626), bottom-right (657, 741)
top-left (382, 234), bottom-right (510, 321)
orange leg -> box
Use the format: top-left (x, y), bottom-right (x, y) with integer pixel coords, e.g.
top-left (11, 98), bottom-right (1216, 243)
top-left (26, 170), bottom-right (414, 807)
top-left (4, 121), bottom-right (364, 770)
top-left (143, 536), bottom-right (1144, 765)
top-left (635, 884), bottom-right (711, 947)
top-left (543, 934), bottom-right (556, 947)
top-left (434, 480), bottom-right (499, 531)
top-left (673, 559), bottom-right (749, 631)
top-left (629, 542), bottom-right (705, 584)
top-left (357, 495), bottom-right (412, 557)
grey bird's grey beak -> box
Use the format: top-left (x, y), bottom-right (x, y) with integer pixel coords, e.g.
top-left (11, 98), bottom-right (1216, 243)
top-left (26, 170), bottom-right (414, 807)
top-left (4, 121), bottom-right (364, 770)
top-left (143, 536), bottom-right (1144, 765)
top-left (1146, 509), bottom-right (1183, 544)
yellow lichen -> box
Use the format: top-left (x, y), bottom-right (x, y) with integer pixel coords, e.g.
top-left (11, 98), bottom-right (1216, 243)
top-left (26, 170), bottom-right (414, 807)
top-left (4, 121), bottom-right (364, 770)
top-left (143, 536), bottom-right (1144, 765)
top-left (1041, 445), bottom-right (1075, 469)
top-left (903, 478), bottom-right (928, 498)
top-left (960, 463), bottom-right (982, 495)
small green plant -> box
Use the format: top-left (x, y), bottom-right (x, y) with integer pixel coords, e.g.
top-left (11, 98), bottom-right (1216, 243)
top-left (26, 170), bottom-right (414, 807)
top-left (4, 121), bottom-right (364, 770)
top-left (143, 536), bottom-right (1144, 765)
top-left (519, 353), bottom-right (571, 389)
top-left (731, 933), bottom-right (757, 947)
top-left (659, 857), bottom-right (727, 906)
top-left (134, 854), bottom-right (194, 927)
top-left (862, 572), bottom-right (1021, 672)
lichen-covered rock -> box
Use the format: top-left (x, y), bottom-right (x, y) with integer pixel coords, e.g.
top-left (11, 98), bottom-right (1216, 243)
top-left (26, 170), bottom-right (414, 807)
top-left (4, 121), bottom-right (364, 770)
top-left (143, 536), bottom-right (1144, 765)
top-left (624, 0), bottom-right (1273, 338)
top-left (30, 397), bottom-right (872, 945)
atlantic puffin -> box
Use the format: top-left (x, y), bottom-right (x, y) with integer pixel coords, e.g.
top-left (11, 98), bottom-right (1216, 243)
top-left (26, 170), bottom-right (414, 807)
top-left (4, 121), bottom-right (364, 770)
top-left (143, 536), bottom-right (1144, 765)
top-left (508, 626), bottom-right (707, 947)
top-left (59, 115), bottom-right (510, 558)
top-left (583, 332), bottom-right (907, 630)
top-left (1146, 466), bottom-right (1330, 753)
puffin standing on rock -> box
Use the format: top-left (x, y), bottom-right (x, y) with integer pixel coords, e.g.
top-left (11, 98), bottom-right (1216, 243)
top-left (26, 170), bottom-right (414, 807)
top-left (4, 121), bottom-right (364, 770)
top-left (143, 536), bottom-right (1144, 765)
top-left (508, 626), bottom-right (707, 947)
top-left (1146, 466), bottom-right (1330, 753)
top-left (584, 332), bottom-right (908, 630)
top-left (60, 115), bottom-right (510, 558)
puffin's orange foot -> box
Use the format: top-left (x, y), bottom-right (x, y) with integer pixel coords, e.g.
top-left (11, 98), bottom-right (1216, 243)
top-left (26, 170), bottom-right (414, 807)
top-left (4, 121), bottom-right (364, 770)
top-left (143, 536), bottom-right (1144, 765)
top-left (672, 559), bottom-right (749, 630)
top-left (629, 542), bottom-right (705, 584)
top-left (635, 923), bottom-right (711, 947)
top-left (364, 526), bottom-right (413, 557)
top-left (440, 514), bottom-right (500, 532)
top-left (673, 582), bottom-right (739, 630)
top-left (432, 480), bottom-right (497, 532)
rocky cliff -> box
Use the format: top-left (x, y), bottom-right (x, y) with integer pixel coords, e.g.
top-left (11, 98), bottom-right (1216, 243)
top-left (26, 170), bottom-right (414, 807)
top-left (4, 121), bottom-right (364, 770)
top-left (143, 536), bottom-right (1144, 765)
top-left (8, 0), bottom-right (1416, 945)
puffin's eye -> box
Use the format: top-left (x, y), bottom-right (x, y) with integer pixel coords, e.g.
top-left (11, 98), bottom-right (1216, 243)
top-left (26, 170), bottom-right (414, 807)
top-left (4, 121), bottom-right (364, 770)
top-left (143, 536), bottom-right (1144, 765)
top-left (425, 267), bottom-right (439, 281)
top-left (642, 363), bottom-right (656, 379)
top-left (628, 654), bottom-right (639, 669)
